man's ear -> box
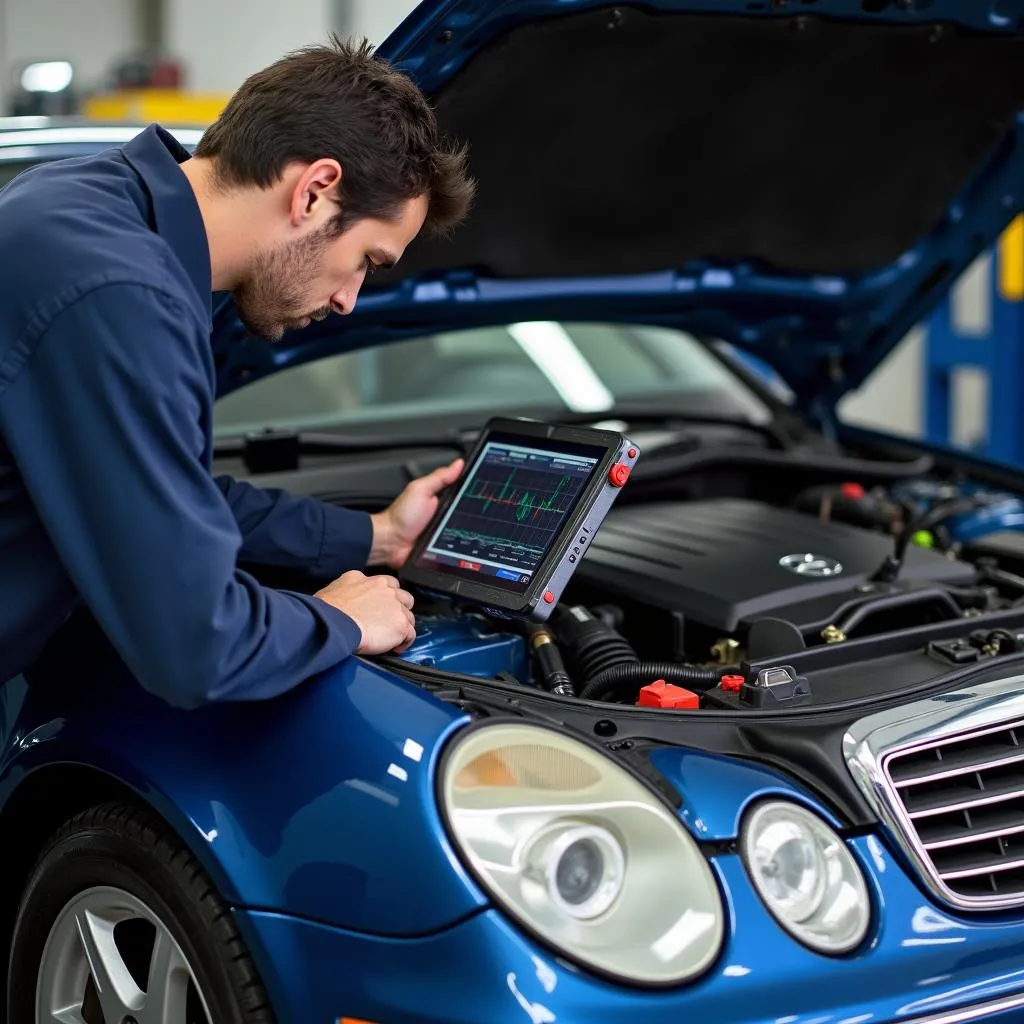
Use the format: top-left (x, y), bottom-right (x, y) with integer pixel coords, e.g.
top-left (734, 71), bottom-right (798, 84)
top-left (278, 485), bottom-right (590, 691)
top-left (289, 159), bottom-right (343, 227)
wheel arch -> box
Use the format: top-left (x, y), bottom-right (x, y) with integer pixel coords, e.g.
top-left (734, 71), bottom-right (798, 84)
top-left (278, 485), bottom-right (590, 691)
top-left (0, 655), bottom-right (484, 944)
top-left (0, 760), bottom-right (220, 1014)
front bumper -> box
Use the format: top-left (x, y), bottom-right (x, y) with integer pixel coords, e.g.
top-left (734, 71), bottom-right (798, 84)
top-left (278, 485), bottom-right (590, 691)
top-left (235, 836), bottom-right (1024, 1024)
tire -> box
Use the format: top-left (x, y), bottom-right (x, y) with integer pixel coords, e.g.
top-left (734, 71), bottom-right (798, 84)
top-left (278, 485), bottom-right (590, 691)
top-left (8, 800), bottom-right (274, 1023)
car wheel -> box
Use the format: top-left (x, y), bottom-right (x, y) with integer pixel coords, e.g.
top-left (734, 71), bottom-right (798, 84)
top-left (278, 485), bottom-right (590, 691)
top-left (8, 800), bottom-right (274, 1023)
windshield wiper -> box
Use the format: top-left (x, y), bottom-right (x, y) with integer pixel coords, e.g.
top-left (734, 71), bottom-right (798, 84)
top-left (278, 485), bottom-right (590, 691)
top-left (214, 428), bottom-right (470, 473)
top-left (214, 405), bottom-right (785, 475)
top-left (549, 407), bottom-right (799, 448)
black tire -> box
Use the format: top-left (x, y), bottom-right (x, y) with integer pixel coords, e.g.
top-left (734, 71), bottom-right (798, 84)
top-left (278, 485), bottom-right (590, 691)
top-left (8, 800), bottom-right (275, 1023)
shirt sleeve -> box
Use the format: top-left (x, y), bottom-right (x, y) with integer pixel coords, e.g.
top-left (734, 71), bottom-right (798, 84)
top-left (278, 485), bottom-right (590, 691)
top-left (207, 290), bottom-right (374, 578)
top-left (213, 476), bottom-right (373, 578)
top-left (0, 282), bottom-right (363, 708)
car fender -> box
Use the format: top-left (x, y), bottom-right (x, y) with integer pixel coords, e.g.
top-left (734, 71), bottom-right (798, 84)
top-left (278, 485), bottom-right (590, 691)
top-left (2, 650), bottom-right (488, 937)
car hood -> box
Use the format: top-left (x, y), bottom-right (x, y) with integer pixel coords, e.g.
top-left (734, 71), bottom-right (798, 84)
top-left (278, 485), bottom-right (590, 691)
top-left (220, 0), bottom-right (1024, 413)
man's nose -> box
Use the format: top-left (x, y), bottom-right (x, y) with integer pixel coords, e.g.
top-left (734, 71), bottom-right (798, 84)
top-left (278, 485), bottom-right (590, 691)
top-left (330, 282), bottom-right (358, 316)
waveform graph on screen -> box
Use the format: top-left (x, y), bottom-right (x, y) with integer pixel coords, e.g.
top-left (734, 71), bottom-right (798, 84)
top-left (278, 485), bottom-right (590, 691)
top-left (440, 454), bottom-right (588, 558)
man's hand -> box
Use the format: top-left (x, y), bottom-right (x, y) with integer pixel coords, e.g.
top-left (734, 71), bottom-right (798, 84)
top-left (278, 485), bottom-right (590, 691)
top-left (369, 458), bottom-right (464, 569)
top-left (315, 570), bottom-right (416, 654)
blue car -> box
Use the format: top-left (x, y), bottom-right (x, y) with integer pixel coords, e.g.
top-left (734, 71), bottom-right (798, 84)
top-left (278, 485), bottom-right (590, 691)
top-left (6, 1), bottom-right (1024, 1021)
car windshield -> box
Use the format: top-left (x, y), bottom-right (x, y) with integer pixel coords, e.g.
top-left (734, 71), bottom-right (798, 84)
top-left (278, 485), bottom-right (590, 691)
top-left (211, 321), bottom-right (777, 437)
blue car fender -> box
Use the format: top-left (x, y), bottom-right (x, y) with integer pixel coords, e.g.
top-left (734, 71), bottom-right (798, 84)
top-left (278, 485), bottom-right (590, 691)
top-left (2, 650), bottom-right (488, 937)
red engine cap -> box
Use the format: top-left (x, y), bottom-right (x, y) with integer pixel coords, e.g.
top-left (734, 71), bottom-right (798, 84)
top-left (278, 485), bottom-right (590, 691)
top-left (637, 680), bottom-right (700, 709)
top-left (720, 674), bottom-right (745, 693)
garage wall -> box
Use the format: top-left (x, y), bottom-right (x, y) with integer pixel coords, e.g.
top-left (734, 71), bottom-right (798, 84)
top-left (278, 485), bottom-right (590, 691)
top-left (345, 0), bottom-right (420, 43)
top-left (164, 0), bottom-right (335, 94)
top-left (163, 1), bottom-right (419, 93)
top-left (0, 0), bottom-right (418, 109)
top-left (0, 0), bottom-right (143, 112)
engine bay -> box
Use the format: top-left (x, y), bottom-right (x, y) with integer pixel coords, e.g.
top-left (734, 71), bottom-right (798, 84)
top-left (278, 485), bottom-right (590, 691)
top-left (390, 462), bottom-right (1024, 714)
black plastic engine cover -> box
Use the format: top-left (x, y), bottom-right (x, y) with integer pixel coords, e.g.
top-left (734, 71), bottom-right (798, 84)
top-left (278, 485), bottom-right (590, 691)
top-left (578, 499), bottom-right (976, 633)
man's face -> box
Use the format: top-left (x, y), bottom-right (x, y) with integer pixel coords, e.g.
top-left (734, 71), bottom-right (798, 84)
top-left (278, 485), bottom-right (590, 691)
top-left (232, 194), bottom-right (428, 342)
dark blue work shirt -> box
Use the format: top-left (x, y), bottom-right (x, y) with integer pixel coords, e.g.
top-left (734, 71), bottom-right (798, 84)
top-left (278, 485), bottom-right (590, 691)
top-left (0, 124), bottom-right (371, 707)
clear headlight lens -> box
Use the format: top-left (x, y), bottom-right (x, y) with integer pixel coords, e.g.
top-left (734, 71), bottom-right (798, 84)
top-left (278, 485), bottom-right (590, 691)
top-left (742, 800), bottom-right (871, 954)
top-left (441, 723), bottom-right (724, 985)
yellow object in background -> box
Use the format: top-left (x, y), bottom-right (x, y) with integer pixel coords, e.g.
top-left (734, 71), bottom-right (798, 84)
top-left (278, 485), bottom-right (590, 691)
top-left (82, 89), bottom-right (227, 125)
top-left (998, 214), bottom-right (1024, 302)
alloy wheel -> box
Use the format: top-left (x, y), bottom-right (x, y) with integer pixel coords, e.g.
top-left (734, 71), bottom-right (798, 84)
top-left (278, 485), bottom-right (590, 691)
top-left (35, 885), bottom-right (213, 1024)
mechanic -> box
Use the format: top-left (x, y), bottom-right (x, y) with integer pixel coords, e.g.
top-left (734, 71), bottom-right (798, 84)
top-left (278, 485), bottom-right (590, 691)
top-left (0, 37), bottom-right (476, 708)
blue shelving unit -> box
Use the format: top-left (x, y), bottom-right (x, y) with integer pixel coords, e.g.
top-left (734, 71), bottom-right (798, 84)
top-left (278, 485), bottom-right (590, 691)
top-left (924, 218), bottom-right (1024, 463)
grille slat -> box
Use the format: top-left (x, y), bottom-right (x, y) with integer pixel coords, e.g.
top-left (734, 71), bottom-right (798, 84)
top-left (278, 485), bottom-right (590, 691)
top-left (941, 856), bottom-right (1024, 881)
top-left (884, 718), bottom-right (1024, 904)
top-left (893, 749), bottom-right (1024, 788)
top-left (924, 820), bottom-right (1024, 851)
top-left (907, 782), bottom-right (1024, 819)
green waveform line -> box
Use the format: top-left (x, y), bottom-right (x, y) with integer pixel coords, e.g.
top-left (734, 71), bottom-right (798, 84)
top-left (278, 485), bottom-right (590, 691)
top-left (473, 470), bottom-right (573, 521)
top-left (514, 474), bottom-right (571, 521)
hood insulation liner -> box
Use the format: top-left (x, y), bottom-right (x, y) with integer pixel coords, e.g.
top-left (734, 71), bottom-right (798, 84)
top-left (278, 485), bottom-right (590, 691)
top-left (388, 8), bottom-right (1024, 282)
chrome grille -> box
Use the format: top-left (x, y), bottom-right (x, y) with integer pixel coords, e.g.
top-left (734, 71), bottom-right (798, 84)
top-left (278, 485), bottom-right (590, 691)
top-left (885, 721), bottom-right (1024, 902)
top-left (844, 674), bottom-right (1024, 912)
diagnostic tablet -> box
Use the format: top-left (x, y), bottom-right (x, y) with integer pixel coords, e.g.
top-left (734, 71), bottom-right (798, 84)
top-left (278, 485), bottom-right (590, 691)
top-left (400, 417), bottom-right (639, 620)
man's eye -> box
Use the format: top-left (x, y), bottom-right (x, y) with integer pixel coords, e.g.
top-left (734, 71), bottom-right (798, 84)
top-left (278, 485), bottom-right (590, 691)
top-left (364, 259), bottom-right (378, 275)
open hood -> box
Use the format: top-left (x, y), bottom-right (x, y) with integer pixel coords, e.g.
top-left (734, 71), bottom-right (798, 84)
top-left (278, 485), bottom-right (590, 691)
top-left (218, 0), bottom-right (1024, 413)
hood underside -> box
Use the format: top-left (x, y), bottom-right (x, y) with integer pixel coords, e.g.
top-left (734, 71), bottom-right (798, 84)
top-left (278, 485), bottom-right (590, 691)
top-left (220, 2), bottom-right (1024, 411)
top-left (386, 5), bottom-right (1024, 281)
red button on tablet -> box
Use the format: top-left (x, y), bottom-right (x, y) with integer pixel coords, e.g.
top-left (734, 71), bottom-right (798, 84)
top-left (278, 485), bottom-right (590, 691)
top-left (543, 591), bottom-right (555, 604)
top-left (608, 463), bottom-right (631, 487)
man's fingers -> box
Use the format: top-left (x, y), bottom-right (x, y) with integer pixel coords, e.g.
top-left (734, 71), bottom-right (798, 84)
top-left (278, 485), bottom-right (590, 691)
top-left (396, 588), bottom-right (415, 609)
top-left (379, 574), bottom-right (400, 588)
top-left (417, 458), bottom-right (464, 495)
top-left (392, 611), bottom-right (417, 653)
top-left (441, 457), bottom-right (464, 484)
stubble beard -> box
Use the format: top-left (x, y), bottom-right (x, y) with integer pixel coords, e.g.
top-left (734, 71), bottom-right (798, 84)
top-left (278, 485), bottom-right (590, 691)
top-left (233, 226), bottom-right (336, 342)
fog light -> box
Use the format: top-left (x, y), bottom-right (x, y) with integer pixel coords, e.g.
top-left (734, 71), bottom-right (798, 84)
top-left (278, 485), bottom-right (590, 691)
top-left (742, 800), bottom-right (870, 954)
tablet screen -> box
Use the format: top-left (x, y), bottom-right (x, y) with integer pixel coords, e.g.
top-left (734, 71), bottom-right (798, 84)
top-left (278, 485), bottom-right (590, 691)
top-left (412, 433), bottom-right (605, 593)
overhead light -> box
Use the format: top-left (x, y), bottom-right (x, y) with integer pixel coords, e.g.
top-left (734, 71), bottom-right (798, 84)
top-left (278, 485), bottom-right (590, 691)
top-left (507, 321), bottom-right (614, 413)
top-left (20, 62), bottom-right (74, 94)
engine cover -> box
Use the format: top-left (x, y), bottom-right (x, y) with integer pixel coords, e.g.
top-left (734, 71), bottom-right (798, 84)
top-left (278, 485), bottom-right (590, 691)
top-left (577, 498), bottom-right (976, 633)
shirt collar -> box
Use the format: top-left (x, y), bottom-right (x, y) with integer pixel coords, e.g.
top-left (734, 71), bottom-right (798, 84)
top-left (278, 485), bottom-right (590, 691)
top-left (121, 124), bottom-right (212, 317)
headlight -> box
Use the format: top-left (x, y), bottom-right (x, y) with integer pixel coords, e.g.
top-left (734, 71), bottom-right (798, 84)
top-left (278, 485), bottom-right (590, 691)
top-left (440, 722), bottom-right (724, 985)
top-left (741, 800), bottom-right (870, 954)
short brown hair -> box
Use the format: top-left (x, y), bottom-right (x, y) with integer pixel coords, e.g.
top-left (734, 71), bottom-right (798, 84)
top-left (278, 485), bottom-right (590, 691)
top-left (195, 35), bottom-right (474, 237)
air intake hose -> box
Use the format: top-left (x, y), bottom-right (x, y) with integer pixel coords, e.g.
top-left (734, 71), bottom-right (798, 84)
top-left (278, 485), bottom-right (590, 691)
top-left (554, 606), bottom-right (722, 702)
top-left (553, 605), bottom-right (640, 678)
